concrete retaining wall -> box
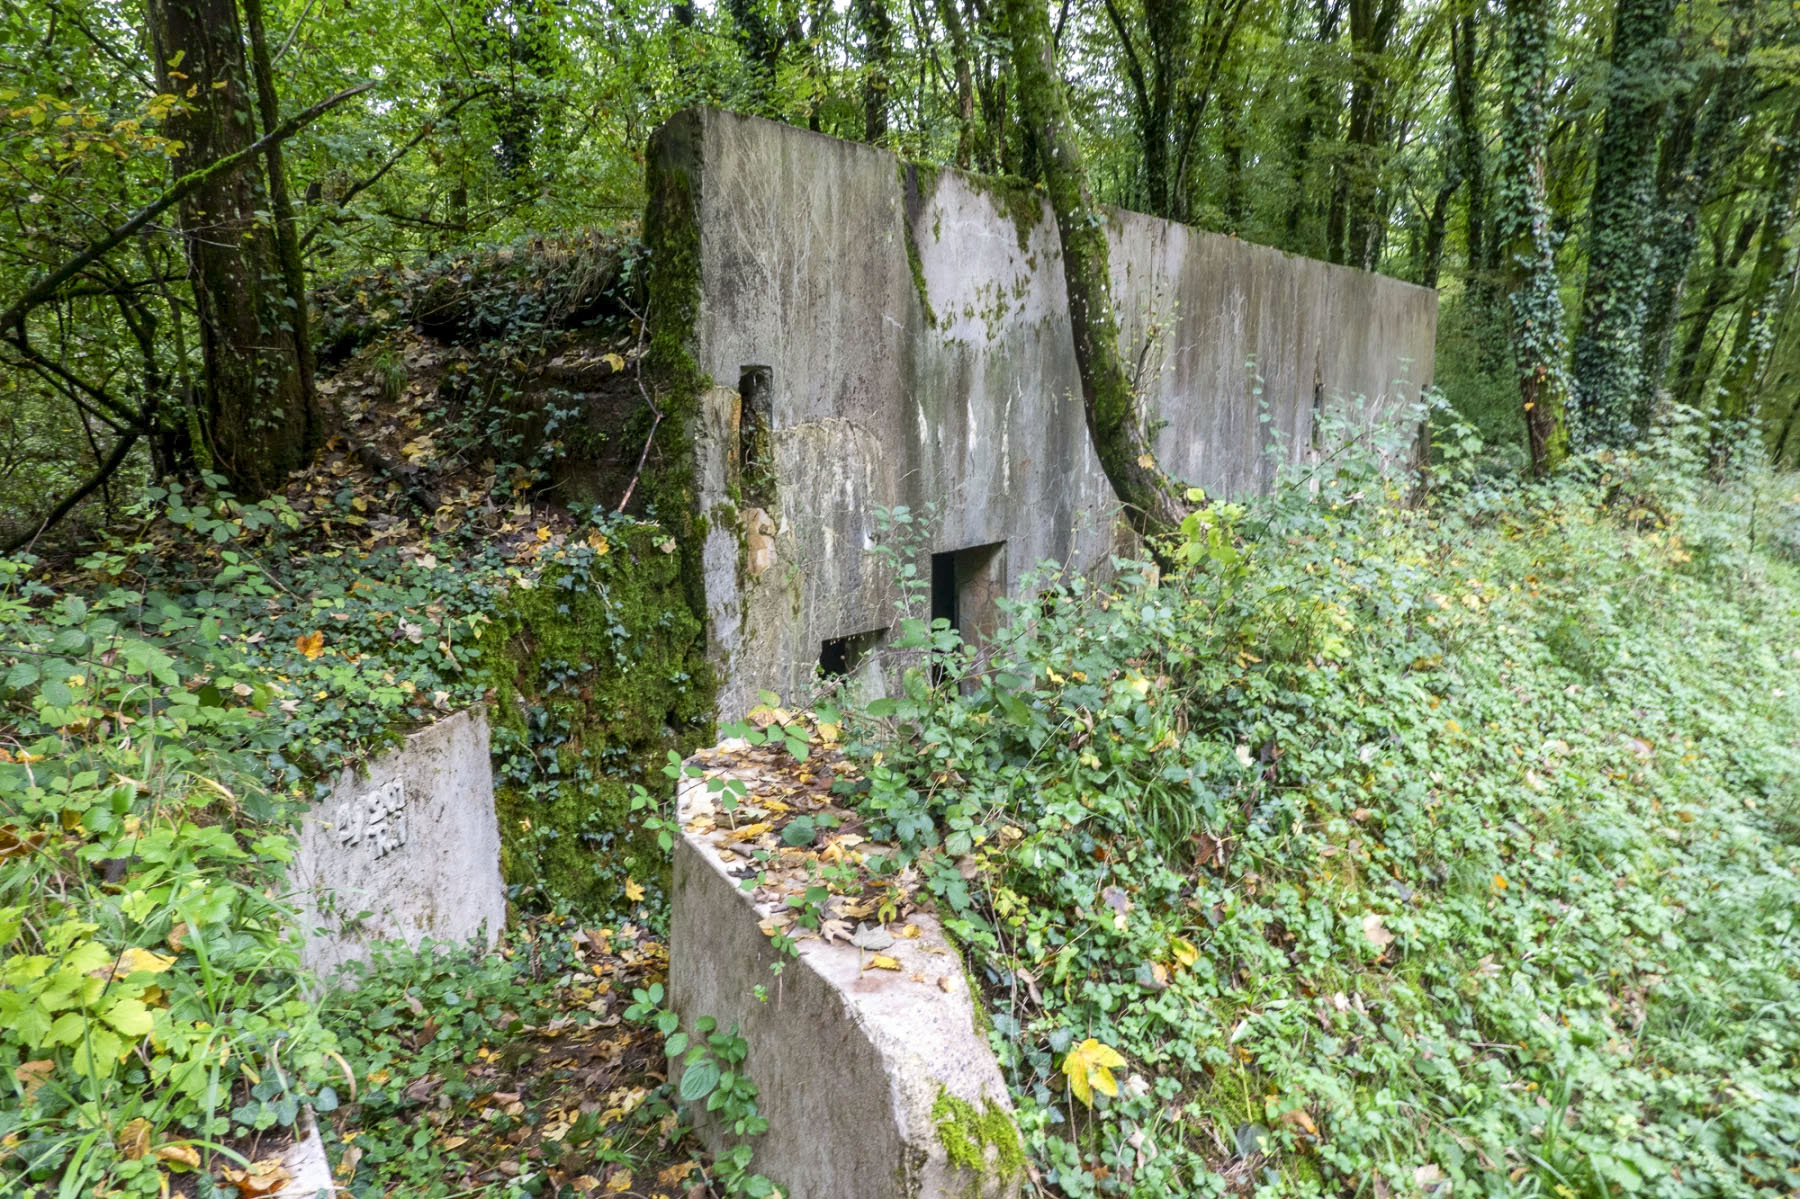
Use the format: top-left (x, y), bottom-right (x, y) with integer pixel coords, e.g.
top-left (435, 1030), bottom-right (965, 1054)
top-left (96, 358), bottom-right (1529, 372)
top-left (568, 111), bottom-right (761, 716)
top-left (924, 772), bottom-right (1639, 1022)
top-left (655, 108), bottom-right (1438, 719)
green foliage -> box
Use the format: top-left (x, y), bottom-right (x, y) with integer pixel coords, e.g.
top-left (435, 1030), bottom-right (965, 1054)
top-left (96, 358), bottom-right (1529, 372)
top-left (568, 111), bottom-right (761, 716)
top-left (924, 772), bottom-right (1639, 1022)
top-left (839, 428), bottom-right (1800, 1194)
top-left (480, 519), bottom-right (713, 909)
top-left (0, 557), bottom-right (337, 1197)
top-left (625, 984), bottom-right (778, 1198)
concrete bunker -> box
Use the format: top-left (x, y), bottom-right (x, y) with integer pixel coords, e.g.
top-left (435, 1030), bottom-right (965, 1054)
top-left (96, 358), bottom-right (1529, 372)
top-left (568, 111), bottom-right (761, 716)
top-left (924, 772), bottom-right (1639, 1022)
top-left (652, 106), bottom-right (1439, 720)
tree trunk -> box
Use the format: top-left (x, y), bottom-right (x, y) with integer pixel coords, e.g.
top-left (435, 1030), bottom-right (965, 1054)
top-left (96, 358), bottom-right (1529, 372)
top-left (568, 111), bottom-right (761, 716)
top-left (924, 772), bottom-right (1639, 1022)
top-left (854, 0), bottom-right (895, 143)
top-left (1672, 210), bottom-right (1758, 408)
top-left (1498, 0), bottom-right (1571, 475)
top-left (1569, 0), bottom-right (1676, 444)
top-left (1450, 3), bottom-right (1504, 367)
top-left (1282, 0), bottom-right (1343, 256)
top-left (1003, 0), bottom-right (1184, 534)
top-left (241, 0), bottom-right (315, 410)
top-left (1712, 110), bottom-right (1800, 450)
top-left (1337, 0), bottom-right (1401, 270)
top-left (936, 0), bottom-right (977, 166)
top-left (1637, 55), bottom-right (1733, 403)
top-left (146, 0), bottom-right (316, 498)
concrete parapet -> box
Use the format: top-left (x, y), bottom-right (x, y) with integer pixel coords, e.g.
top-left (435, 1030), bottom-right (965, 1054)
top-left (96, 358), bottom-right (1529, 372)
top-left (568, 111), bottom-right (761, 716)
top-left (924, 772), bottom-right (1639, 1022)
top-left (671, 739), bottom-right (1021, 1199)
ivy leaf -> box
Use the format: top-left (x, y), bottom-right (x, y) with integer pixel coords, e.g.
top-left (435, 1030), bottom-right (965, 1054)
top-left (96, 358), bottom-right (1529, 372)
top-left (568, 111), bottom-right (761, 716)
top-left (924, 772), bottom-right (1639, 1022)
top-left (1061, 1037), bottom-right (1126, 1107)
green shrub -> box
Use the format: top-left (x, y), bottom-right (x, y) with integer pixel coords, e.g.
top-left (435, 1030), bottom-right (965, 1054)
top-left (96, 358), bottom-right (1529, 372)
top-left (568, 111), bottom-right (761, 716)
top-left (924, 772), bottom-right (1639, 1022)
top-left (841, 425), bottom-right (1800, 1195)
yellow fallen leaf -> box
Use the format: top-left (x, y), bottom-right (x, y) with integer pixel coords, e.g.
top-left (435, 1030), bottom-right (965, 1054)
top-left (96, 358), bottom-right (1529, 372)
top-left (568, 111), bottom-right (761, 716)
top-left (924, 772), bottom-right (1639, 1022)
top-left (154, 1143), bottom-right (202, 1170)
top-left (117, 947), bottom-right (177, 976)
top-left (1169, 936), bottom-right (1198, 968)
top-left (1492, 873), bottom-right (1508, 892)
top-left (868, 954), bottom-right (902, 971)
top-left (624, 878), bottom-right (645, 903)
top-left (605, 1169), bottom-right (633, 1192)
top-left (602, 352), bottom-right (626, 372)
top-left (1062, 1038), bottom-right (1126, 1107)
top-left (295, 631), bottom-right (324, 660)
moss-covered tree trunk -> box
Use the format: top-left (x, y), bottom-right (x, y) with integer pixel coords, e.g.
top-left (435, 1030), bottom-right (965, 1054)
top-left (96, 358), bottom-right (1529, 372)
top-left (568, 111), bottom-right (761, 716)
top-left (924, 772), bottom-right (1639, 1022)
top-left (1497, 0), bottom-right (1570, 475)
top-left (1003, 0), bottom-right (1186, 536)
top-left (146, 0), bottom-right (317, 498)
top-left (1570, 0), bottom-right (1675, 443)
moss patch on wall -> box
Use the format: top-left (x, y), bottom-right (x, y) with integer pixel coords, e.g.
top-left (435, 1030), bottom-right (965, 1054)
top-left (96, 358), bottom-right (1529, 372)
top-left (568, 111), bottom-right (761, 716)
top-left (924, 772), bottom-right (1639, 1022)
top-left (932, 1089), bottom-right (1025, 1183)
top-left (642, 111), bottom-right (715, 624)
top-left (899, 162), bottom-right (941, 329)
top-left (478, 522), bottom-right (714, 909)
top-left (964, 171), bottom-right (1044, 254)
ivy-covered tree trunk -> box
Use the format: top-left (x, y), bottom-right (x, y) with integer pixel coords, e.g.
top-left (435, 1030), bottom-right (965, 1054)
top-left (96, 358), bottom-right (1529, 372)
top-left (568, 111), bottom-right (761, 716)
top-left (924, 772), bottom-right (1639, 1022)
top-left (1497, 0), bottom-right (1570, 475)
top-left (1003, 0), bottom-right (1185, 535)
top-left (1638, 24), bottom-right (1750, 405)
top-left (1569, 0), bottom-right (1675, 443)
top-left (146, 0), bottom-right (317, 497)
top-left (1712, 109), bottom-right (1800, 458)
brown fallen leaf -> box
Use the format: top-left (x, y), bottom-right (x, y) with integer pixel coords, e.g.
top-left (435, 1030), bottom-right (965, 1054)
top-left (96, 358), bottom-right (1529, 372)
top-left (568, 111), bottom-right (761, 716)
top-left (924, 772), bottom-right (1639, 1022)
top-left (117, 1117), bottom-right (151, 1161)
top-left (1362, 912), bottom-right (1394, 952)
top-left (14, 1060), bottom-right (53, 1102)
top-left (219, 1157), bottom-right (291, 1197)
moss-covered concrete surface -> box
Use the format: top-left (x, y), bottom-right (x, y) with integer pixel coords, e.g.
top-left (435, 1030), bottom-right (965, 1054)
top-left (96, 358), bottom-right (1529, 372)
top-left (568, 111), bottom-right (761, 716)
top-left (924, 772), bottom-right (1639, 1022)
top-left (479, 523), bottom-right (713, 908)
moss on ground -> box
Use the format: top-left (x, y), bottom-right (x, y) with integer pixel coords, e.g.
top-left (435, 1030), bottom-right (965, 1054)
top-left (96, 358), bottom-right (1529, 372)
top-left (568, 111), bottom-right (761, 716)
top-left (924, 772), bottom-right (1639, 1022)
top-left (479, 523), bottom-right (713, 908)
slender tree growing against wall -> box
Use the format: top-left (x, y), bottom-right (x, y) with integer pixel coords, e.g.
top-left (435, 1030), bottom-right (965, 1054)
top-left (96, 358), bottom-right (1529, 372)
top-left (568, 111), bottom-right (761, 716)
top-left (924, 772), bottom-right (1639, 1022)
top-left (1004, 0), bottom-right (1186, 533)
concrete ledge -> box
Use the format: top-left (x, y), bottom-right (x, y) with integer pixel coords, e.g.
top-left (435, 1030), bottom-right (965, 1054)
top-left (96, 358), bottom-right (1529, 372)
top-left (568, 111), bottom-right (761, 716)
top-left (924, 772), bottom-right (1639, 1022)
top-left (671, 740), bottom-right (1021, 1199)
top-left (273, 1108), bottom-right (333, 1197)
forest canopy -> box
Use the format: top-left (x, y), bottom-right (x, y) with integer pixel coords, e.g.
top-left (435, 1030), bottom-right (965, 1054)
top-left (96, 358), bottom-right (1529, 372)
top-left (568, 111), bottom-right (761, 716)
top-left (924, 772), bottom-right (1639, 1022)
top-left (1, 0), bottom-right (1798, 540)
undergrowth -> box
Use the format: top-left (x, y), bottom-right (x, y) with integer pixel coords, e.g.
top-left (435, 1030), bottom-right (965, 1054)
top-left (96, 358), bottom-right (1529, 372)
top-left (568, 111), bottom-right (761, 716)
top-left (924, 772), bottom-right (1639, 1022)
top-left (841, 407), bottom-right (1800, 1196)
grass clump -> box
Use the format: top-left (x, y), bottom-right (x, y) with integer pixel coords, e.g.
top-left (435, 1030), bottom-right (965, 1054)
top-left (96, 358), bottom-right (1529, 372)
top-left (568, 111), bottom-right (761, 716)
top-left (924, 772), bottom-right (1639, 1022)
top-left (842, 410), bottom-right (1800, 1196)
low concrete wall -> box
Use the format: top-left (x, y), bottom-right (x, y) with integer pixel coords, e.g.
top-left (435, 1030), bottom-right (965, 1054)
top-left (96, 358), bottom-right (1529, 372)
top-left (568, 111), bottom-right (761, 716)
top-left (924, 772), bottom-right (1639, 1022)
top-left (653, 108), bottom-right (1438, 718)
top-left (289, 707), bottom-right (507, 981)
top-left (671, 741), bottom-right (1020, 1199)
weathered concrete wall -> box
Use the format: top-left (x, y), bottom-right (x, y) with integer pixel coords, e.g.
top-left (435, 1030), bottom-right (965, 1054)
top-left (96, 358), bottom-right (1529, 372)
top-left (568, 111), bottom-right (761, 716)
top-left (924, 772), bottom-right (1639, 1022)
top-left (655, 107), bottom-right (1438, 718)
top-left (289, 707), bottom-right (506, 981)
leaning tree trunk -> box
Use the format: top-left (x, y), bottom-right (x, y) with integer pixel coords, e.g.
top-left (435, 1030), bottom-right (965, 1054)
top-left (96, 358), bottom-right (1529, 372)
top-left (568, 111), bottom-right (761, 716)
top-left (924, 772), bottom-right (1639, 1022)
top-left (1569, 0), bottom-right (1676, 444)
top-left (146, 0), bottom-right (316, 498)
top-left (1003, 0), bottom-right (1185, 536)
top-left (1498, 0), bottom-right (1571, 475)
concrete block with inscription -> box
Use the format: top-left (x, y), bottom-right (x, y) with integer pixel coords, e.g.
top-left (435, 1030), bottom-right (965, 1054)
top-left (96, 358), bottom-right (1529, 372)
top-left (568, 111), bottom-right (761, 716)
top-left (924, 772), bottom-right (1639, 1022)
top-left (289, 706), bottom-right (506, 982)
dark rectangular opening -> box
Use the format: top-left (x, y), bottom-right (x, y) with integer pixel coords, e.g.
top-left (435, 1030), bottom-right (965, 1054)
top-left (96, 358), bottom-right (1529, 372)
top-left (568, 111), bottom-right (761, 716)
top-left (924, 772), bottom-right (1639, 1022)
top-left (819, 627), bottom-right (889, 695)
top-left (929, 542), bottom-right (1006, 684)
top-left (738, 365), bottom-right (775, 509)
top-left (930, 550), bottom-right (959, 635)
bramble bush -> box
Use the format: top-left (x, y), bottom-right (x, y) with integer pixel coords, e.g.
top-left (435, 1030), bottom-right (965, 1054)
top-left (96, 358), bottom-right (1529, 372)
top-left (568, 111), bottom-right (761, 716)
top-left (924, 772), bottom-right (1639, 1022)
top-left (841, 405), bottom-right (1800, 1196)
